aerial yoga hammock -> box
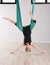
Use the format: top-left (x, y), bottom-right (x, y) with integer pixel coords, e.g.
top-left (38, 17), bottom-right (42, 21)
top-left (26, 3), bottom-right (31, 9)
top-left (15, 0), bottom-right (36, 45)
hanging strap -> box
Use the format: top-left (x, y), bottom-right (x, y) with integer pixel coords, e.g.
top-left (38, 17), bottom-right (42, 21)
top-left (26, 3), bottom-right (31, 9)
top-left (32, 0), bottom-right (35, 15)
top-left (16, 0), bottom-right (23, 31)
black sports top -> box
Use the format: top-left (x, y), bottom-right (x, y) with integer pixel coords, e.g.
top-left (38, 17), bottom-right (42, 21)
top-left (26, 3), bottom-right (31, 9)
top-left (23, 25), bottom-right (31, 45)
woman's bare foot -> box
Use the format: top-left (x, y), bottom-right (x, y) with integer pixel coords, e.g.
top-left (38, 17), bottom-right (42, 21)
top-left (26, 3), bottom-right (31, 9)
top-left (3, 17), bottom-right (9, 20)
top-left (29, 11), bottom-right (32, 16)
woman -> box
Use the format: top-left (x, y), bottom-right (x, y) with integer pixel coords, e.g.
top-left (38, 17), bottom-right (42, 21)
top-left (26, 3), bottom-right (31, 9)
top-left (3, 0), bottom-right (45, 53)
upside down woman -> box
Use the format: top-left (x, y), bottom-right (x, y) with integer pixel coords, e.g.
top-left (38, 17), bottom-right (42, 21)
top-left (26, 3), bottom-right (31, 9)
top-left (3, 0), bottom-right (45, 53)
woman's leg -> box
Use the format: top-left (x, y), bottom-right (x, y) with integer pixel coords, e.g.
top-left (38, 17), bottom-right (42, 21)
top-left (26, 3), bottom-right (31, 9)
top-left (30, 0), bottom-right (36, 30)
top-left (16, 0), bottom-right (23, 31)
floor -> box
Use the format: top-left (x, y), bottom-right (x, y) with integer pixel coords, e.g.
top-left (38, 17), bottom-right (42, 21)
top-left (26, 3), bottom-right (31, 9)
top-left (0, 42), bottom-right (50, 65)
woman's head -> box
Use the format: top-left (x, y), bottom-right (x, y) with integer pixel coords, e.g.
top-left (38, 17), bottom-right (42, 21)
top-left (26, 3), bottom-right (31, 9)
top-left (25, 43), bottom-right (31, 52)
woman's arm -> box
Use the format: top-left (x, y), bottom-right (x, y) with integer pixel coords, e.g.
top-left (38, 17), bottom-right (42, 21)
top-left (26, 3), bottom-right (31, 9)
top-left (10, 44), bottom-right (25, 54)
top-left (31, 43), bottom-right (46, 54)
top-left (3, 17), bottom-right (16, 24)
top-left (31, 44), bottom-right (42, 52)
top-left (3, 17), bottom-right (23, 32)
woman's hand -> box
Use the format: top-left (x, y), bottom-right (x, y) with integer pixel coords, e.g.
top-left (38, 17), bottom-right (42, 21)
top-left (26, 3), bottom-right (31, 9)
top-left (38, 50), bottom-right (47, 55)
top-left (10, 52), bottom-right (15, 54)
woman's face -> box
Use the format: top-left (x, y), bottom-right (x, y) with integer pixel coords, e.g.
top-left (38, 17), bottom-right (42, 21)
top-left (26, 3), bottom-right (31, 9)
top-left (25, 43), bottom-right (31, 52)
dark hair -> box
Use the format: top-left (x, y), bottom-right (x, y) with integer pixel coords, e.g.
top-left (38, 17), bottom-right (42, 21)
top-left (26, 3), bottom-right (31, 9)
top-left (25, 46), bottom-right (31, 52)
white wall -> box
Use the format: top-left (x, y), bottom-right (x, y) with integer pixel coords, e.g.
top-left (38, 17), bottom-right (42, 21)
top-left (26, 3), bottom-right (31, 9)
top-left (0, 4), bottom-right (50, 43)
top-left (34, 4), bottom-right (50, 42)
